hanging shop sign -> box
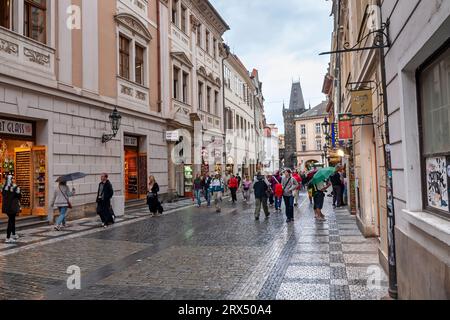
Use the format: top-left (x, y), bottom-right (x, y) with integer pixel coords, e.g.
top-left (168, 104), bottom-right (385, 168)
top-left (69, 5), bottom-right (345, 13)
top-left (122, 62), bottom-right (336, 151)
top-left (0, 119), bottom-right (33, 137)
top-left (351, 89), bottom-right (373, 116)
top-left (124, 135), bottom-right (138, 147)
top-left (338, 114), bottom-right (353, 140)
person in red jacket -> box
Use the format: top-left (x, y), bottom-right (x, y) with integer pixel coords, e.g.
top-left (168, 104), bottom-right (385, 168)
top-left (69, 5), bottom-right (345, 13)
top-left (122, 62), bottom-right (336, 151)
top-left (228, 175), bottom-right (239, 204)
top-left (292, 170), bottom-right (302, 207)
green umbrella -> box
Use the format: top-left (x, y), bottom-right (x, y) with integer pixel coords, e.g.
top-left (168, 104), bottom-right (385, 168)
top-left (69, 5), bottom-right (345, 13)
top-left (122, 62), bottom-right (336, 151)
top-left (310, 167), bottom-right (336, 185)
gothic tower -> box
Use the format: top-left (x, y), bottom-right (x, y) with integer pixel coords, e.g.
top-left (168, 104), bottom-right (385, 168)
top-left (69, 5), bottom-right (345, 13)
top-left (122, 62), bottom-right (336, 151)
top-left (283, 81), bottom-right (306, 169)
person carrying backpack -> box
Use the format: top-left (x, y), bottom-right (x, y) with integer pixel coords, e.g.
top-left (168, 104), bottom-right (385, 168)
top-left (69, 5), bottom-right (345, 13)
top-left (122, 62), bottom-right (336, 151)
top-left (203, 173), bottom-right (212, 207)
top-left (253, 174), bottom-right (270, 221)
top-left (209, 173), bottom-right (224, 213)
top-left (273, 174), bottom-right (283, 213)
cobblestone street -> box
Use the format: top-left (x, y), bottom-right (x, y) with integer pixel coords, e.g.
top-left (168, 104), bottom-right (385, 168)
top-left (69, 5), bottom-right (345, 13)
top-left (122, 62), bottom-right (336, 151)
top-left (0, 193), bottom-right (388, 300)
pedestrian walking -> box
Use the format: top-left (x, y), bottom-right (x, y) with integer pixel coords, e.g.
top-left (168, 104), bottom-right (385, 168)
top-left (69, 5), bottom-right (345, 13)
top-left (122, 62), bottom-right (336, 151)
top-left (292, 170), bottom-right (302, 207)
top-left (236, 173), bottom-right (242, 189)
top-left (253, 174), bottom-right (270, 221)
top-left (242, 175), bottom-right (252, 202)
top-left (272, 173), bottom-right (283, 212)
top-left (209, 173), bottom-right (224, 213)
top-left (330, 165), bottom-right (343, 208)
top-left (313, 179), bottom-right (331, 221)
top-left (203, 173), bottom-right (212, 207)
top-left (2, 175), bottom-right (21, 243)
top-left (51, 181), bottom-right (76, 231)
top-left (96, 173), bottom-right (115, 227)
top-left (147, 175), bottom-right (163, 216)
top-left (267, 174), bottom-right (275, 207)
top-left (193, 173), bottom-right (203, 208)
top-left (228, 174), bottom-right (239, 204)
top-left (281, 169), bottom-right (299, 223)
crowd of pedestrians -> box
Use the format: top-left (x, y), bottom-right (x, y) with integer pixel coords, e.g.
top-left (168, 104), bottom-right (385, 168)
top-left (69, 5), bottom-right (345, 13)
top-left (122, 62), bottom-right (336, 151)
top-left (2, 165), bottom-right (346, 243)
top-left (186, 165), bottom-right (345, 224)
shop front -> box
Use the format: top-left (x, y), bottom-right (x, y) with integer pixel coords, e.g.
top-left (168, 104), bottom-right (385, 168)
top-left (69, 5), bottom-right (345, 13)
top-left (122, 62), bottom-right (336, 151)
top-left (0, 118), bottom-right (47, 217)
top-left (124, 135), bottom-right (147, 202)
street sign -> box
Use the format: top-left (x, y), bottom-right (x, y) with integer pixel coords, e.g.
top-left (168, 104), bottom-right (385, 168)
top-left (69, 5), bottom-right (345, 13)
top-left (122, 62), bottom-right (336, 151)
top-left (165, 131), bottom-right (180, 142)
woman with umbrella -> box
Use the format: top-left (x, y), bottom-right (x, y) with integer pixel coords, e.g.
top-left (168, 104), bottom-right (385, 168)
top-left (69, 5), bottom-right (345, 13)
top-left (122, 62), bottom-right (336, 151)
top-left (310, 167), bottom-right (335, 221)
top-left (52, 173), bottom-right (83, 230)
top-left (51, 181), bottom-right (76, 231)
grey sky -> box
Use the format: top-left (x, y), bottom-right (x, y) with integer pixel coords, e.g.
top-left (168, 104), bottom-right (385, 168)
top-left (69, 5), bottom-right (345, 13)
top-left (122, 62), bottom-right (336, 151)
top-left (210, 0), bottom-right (333, 133)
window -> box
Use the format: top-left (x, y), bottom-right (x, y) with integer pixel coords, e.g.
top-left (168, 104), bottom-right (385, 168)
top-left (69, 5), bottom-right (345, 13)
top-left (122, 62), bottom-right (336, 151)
top-left (301, 124), bottom-right (306, 135)
top-left (206, 86), bottom-right (211, 113)
top-left (316, 140), bottom-right (322, 151)
top-left (302, 141), bottom-right (307, 152)
top-left (214, 91), bottom-right (219, 115)
top-left (213, 38), bottom-right (217, 59)
top-left (224, 66), bottom-right (231, 89)
top-left (205, 30), bottom-right (210, 54)
top-left (196, 24), bottom-right (202, 47)
top-left (135, 45), bottom-right (145, 85)
top-left (173, 66), bottom-right (180, 100)
top-left (236, 115), bottom-right (239, 134)
top-left (198, 81), bottom-right (204, 110)
top-left (171, 0), bottom-right (178, 25)
top-left (119, 35), bottom-right (130, 79)
top-left (316, 123), bottom-right (322, 135)
top-left (24, 0), bottom-right (47, 44)
top-left (251, 124), bottom-right (254, 141)
top-left (0, 0), bottom-right (12, 29)
top-left (419, 46), bottom-right (450, 215)
top-left (181, 5), bottom-right (187, 33)
top-left (182, 72), bottom-right (189, 103)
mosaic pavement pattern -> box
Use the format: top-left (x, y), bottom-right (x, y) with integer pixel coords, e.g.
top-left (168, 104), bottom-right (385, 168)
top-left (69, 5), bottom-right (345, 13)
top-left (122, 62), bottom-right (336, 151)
top-left (0, 192), bottom-right (388, 300)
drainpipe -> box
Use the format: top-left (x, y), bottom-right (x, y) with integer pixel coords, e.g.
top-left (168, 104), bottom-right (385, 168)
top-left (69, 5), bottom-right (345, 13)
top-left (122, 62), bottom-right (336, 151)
top-left (377, 0), bottom-right (398, 299)
top-left (221, 44), bottom-right (230, 173)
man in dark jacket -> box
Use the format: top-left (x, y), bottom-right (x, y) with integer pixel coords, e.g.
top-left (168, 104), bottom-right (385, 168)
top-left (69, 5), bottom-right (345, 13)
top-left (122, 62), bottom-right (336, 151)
top-left (96, 173), bottom-right (114, 227)
top-left (330, 165), bottom-right (343, 208)
top-left (253, 173), bottom-right (270, 221)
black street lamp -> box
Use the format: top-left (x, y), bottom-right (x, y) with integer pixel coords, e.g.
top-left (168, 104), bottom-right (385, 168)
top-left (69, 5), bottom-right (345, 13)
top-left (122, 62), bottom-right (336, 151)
top-left (102, 107), bottom-right (122, 143)
top-left (321, 117), bottom-right (331, 139)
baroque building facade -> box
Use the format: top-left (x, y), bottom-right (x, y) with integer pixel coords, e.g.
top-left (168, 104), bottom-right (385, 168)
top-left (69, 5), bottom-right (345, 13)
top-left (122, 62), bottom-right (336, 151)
top-left (158, 0), bottom-right (229, 197)
top-left (0, 0), bottom-right (167, 220)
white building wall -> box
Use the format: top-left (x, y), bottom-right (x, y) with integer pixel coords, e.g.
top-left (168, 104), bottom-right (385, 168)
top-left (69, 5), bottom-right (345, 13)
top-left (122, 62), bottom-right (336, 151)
top-left (382, 0), bottom-right (450, 299)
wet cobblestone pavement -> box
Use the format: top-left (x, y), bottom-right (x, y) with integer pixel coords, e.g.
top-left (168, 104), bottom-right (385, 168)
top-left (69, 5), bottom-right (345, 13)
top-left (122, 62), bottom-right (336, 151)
top-left (0, 193), bottom-right (388, 300)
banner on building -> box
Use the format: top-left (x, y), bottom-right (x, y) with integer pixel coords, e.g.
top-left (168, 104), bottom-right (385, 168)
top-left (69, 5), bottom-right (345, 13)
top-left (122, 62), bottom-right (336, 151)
top-left (351, 89), bottom-right (373, 116)
top-left (338, 114), bottom-right (353, 140)
top-left (331, 123), bottom-right (338, 148)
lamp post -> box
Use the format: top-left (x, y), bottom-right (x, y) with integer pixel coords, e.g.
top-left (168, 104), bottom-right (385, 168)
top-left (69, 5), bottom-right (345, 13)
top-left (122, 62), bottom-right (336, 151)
top-left (321, 117), bottom-right (331, 141)
top-left (102, 107), bottom-right (122, 143)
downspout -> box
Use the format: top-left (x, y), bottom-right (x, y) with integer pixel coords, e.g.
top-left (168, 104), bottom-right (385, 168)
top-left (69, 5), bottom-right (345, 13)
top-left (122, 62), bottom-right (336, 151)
top-left (377, 0), bottom-right (398, 299)
top-left (221, 44), bottom-right (230, 172)
top-left (156, 0), bottom-right (162, 113)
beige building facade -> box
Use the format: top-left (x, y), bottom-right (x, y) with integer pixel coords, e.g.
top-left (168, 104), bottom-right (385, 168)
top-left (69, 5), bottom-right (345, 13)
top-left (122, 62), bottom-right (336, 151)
top-left (0, 0), bottom-right (167, 220)
top-left (294, 102), bottom-right (328, 171)
top-left (158, 0), bottom-right (229, 197)
top-left (324, 0), bottom-right (450, 299)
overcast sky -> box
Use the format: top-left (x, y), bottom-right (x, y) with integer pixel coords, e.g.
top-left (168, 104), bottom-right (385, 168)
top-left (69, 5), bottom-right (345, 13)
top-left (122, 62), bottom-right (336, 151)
top-left (210, 0), bottom-right (333, 133)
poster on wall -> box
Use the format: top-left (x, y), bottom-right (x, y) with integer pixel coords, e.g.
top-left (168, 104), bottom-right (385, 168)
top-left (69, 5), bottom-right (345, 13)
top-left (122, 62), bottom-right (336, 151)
top-left (426, 157), bottom-right (449, 212)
